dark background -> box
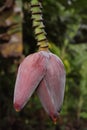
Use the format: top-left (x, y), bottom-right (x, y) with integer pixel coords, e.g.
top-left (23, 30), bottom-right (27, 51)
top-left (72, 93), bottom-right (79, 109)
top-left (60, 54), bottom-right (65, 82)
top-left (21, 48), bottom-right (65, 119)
top-left (0, 0), bottom-right (87, 130)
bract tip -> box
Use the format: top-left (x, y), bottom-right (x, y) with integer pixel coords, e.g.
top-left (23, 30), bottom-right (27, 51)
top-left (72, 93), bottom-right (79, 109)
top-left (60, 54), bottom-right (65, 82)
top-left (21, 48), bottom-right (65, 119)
top-left (14, 103), bottom-right (21, 112)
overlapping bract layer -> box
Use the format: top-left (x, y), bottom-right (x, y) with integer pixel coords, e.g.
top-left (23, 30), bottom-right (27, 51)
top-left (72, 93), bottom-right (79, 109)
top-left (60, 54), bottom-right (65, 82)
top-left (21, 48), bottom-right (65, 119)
top-left (13, 51), bottom-right (66, 121)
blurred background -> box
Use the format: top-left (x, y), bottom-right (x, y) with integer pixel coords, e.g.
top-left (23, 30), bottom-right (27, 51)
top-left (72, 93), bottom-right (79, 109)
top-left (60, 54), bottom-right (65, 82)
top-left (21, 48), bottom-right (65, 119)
top-left (0, 0), bottom-right (87, 130)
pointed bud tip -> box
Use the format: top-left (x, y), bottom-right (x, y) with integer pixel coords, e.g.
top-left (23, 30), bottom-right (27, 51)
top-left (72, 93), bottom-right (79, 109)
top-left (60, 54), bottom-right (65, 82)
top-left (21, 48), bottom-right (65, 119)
top-left (53, 117), bottom-right (57, 125)
top-left (50, 113), bottom-right (58, 125)
top-left (14, 103), bottom-right (21, 112)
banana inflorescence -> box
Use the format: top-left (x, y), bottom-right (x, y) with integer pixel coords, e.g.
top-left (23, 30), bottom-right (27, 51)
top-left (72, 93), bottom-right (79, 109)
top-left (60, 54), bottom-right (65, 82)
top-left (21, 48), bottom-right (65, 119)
top-left (13, 0), bottom-right (66, 124)
top-left (13, 51), bottom-right (66, 123)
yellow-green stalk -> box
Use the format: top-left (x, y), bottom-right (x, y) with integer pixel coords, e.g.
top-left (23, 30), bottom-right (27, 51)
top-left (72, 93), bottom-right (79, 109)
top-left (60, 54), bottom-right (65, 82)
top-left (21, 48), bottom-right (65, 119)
top-left (30, 0), bottom-right (49, 50)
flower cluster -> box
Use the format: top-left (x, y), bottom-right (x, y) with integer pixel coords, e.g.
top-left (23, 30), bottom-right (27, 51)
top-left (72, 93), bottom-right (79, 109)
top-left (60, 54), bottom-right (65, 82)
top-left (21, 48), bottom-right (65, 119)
top-left (13, 51), bottom-right (66, 122)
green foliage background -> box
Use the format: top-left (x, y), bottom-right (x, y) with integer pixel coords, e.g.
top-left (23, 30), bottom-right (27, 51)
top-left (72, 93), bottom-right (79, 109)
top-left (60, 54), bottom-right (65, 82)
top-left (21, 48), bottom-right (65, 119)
top-left (0, 0), bottom-right (87, 130)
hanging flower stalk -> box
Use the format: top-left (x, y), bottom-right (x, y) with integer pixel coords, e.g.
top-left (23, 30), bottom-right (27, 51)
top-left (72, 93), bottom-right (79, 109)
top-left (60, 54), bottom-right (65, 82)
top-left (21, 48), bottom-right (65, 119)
top-left (13, 0), bottom-right (66, 124)
top-left (30, 0), bottom-right (49, 50)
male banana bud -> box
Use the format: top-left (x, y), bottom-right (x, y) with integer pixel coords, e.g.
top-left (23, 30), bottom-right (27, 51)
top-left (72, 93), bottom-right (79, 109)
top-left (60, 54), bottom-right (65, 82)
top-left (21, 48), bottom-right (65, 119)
top-left (13, 51), bottom-right (66, 123)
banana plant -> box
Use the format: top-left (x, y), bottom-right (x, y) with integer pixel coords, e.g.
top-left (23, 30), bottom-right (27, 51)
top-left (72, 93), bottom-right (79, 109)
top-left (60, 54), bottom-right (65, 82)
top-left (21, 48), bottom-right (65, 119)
top-left (13, 0), bottom-right (66, 124)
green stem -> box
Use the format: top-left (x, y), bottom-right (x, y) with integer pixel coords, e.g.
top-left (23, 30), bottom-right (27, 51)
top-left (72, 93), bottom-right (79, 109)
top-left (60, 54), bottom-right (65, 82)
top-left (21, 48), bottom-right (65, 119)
top-left (30, 0), bottom-right (49, 49)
